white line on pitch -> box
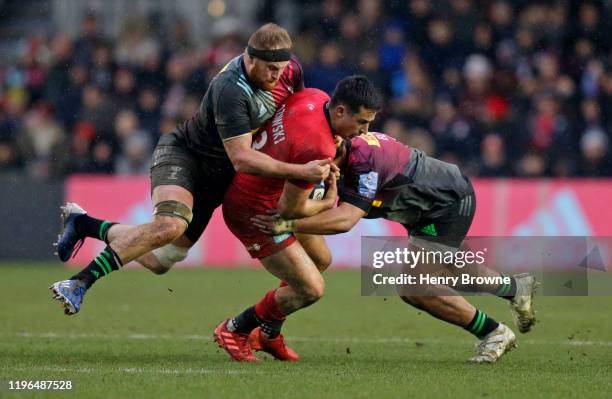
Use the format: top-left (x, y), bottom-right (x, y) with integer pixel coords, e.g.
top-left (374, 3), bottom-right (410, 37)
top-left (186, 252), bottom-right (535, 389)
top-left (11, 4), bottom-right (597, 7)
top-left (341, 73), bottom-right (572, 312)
top-left (6, 332), bottom-right (612, 347)
top-left (3, 366), bottom-right (262, 375)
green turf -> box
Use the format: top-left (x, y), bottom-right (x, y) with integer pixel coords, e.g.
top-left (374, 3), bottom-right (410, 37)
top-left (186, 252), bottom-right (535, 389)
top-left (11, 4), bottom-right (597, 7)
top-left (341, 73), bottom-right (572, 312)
top-left (1, 263), bottom-right (611, 398)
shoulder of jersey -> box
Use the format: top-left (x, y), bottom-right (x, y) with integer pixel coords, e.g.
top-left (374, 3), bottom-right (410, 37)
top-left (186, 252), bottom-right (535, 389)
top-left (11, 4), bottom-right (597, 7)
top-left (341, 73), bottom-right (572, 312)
top-left (212, 56), bottom-right (243, 85)
top-left (286, 88), bottom-right (329, 112)
top-left (350, 135), bottom-right (377, 157)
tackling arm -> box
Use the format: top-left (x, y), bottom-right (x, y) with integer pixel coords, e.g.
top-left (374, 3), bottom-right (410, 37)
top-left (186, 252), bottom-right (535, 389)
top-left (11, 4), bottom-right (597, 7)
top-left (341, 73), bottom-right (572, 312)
top-left (293, 202), bottom-right (365, 234)
top-left (252, 201), bottom-right (366, 235)
top-left (223, 134), bottom-right (330, 183)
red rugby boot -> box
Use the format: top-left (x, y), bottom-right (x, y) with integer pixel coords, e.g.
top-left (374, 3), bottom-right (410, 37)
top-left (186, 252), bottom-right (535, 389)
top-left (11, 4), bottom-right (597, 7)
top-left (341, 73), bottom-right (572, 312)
top-left (213, 320), bottom-right (260, 362)
top-left (248, 327), bottom-right (299, 362)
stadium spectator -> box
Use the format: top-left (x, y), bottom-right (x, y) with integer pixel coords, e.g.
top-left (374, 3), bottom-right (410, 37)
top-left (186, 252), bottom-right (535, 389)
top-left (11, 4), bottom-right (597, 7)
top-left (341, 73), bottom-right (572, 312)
top-left (16, 102), bottom-right (65, 177)
top-left (73, 13), bottom-right (106, 66)
top-left (2, 1), bottom-right (612, 178)
top-left (135, 86), bottom-right (162, 138)
top-left (78, 84), bottom-right (115, 142)
top-left (479, 133), bottom-right (510, 176)
top-left (0, 103), bottom-right (23, 172)
top-left (111, 67), bottom-right (138, 112)
top-left (305, 42), bottom-right (351, 94)
top-left (115, 134), bottom-right (151, 175)
top-left (578, 127), bottom-right (612, 176)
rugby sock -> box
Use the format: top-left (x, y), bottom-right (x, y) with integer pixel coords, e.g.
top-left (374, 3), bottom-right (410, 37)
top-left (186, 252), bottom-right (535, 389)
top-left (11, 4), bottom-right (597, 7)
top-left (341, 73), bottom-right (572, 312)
top-left (255, 290), bottom-right (286, 320)
top-left (228, 306), bottom-right (261, 335)
top-left (250, 281), bottom-right (288, 338)
top-left (76, 214), bottom-right (116, 244)
top-left (255, 289), bottom-right (286, 338)
top-left (494, 274), bottom-right (517, 300)
top-left (71, 245), bottom-right (124, 288)
top-left (464, 309), bottom-right (499, 339)
top-left (228, 290), bottom-right (286, 337)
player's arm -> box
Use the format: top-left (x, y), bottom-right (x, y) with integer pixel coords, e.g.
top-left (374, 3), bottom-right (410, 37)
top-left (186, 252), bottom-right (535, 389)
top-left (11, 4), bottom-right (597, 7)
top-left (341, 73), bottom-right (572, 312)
top-left (223, 136), bottom-right (330, 183)
top-left (277, 173), bottom-right (338, 219)
top-left (215, 83), bottom-right (328, 183)
top-left (253, 159), bottom-right (376, 234)
top-left (251, 201), bottom-right (365, 235)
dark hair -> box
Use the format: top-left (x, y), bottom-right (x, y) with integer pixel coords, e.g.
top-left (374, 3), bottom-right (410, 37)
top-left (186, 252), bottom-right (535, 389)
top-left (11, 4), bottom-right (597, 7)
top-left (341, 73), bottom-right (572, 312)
top-left (330, 75), bottom-right (382, 114)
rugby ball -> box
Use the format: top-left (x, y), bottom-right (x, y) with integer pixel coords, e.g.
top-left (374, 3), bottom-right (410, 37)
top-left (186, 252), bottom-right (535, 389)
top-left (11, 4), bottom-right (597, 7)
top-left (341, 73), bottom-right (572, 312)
top-left (309, 181), bottom-right (326, 200)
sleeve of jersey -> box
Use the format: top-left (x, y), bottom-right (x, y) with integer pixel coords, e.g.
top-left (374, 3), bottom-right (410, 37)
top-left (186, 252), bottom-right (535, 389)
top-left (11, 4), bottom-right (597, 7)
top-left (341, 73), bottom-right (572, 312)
top-left (213, 83), bottom-right (252, 141)
top-left (339, 149), bottom-right (378, 212)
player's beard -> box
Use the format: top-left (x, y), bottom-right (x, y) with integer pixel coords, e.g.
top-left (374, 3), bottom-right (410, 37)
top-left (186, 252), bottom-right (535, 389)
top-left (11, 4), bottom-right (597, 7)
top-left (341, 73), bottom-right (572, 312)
top-left (251, 70), bottom-right (279, 91)
top-left (258, 79), bottom-right (278, 91)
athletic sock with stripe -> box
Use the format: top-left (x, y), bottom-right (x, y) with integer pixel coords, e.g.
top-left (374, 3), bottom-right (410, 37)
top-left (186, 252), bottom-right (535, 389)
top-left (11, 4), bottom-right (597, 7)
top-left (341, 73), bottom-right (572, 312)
top-left (75, 214), bottom-right (116, 244)
top-left (464, 309), bottom-right (499, 339)
top-left (494, 274), bottom-right (518, 300)
top-left (71, 246), bottom-right (124, 288)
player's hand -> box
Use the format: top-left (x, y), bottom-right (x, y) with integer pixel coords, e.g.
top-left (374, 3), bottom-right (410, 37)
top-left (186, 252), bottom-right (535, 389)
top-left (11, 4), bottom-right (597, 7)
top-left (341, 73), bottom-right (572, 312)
top-left (301, 159), bottom-right (331, 183)
top-left (322, 172), bottom-right (338, 208)
top-left (330, 162), bottom-right (340, 180)
top-left (251, 211), bottom-right (296, 235)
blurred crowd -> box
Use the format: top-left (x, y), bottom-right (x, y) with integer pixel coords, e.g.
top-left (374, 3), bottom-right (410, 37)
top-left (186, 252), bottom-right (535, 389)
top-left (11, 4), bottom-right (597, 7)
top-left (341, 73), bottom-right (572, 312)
top-left (1, 0), bottom-right (612, 178)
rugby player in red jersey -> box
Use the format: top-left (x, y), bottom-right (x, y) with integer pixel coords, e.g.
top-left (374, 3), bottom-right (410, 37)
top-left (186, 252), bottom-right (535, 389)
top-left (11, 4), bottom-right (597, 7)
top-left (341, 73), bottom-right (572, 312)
top-left (253, 132), bottom-right (539, 363)
top-left (50, 23), bottom-right (333, 315)
top-left (214, 76), bottom-right (382, 362)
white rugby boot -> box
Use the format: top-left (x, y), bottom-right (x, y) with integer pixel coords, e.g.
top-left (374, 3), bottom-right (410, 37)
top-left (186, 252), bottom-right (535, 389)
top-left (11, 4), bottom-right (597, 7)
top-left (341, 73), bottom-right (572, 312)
top-left (468, 323), bottom-right (516, 364)
top-left (509, 273), bottom-right (539, 333)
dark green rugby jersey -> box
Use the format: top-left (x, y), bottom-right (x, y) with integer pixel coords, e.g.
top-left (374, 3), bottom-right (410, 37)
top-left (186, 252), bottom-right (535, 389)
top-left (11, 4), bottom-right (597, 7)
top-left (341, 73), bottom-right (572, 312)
top-left (177, 54), bottom-right (303, 165)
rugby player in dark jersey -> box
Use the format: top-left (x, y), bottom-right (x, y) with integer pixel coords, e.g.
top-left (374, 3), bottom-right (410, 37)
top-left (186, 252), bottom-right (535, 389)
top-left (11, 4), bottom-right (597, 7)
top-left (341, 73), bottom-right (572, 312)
top-left (253, 132), bottom-right (539, 363)
top-left (50, 24), bottom-right (332, 315)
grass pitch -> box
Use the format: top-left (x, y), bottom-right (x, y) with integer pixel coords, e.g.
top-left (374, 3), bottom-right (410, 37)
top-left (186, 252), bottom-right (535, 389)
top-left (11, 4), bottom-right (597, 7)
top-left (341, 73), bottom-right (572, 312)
top-left (1, 263), bottom-right (611, 398)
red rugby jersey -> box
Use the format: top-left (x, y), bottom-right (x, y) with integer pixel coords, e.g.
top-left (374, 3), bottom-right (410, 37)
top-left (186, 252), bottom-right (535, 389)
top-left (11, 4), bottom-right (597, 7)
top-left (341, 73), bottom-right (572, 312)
top-left (230, 88), bottom-right (336, 200)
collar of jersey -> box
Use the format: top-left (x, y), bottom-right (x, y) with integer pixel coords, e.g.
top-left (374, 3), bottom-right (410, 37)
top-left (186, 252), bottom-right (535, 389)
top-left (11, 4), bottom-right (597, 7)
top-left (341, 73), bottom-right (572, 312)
top-left (239, 55), bottom-right (256, 90)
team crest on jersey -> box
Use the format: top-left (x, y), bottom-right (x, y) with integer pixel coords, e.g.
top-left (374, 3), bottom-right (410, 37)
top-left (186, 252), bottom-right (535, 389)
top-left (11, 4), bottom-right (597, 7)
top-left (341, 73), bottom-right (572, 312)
top-left (358, 171), bottom-right (379, 198)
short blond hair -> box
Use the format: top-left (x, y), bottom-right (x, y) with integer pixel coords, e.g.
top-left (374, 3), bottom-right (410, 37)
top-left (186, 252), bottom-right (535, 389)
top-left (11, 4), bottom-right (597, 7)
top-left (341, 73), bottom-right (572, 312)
top-left (248, 23), bottom-right (292, 50)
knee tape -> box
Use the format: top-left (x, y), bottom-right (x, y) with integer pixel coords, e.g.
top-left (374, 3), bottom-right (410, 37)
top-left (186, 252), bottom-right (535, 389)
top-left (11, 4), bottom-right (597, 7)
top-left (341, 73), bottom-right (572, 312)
top-left (152, 244), bottom-right (189, 269)
top-left (153, 200), bottom-right (193, 225)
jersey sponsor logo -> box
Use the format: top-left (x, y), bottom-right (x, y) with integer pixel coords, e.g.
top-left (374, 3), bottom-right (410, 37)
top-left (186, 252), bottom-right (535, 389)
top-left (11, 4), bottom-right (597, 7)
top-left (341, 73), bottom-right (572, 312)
top-left (358, 133), bottom-right (381, 147)
top-left (252, 131), bottom-right (267, 150)
top-left (371, 132), bottom-right (390, 141)
top-left (273, 233), bottom-right (292, 244)
top-left (358, 171), bottom-right (379, 198)
top-left (513, 188), bottom-right (593, 236)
